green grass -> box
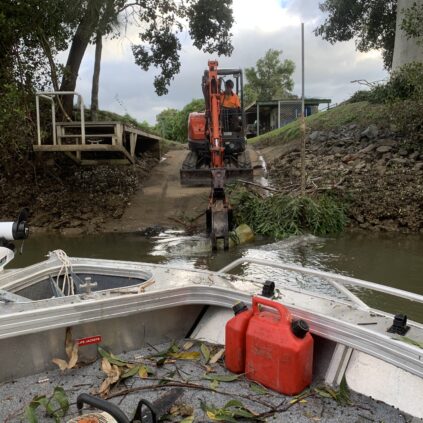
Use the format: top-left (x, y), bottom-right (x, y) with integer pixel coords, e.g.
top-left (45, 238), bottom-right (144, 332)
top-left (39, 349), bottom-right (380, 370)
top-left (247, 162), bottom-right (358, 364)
top-left (230, 187), bottom-right (347, 239)
top-left (248, 101), bottom-right (387, 147)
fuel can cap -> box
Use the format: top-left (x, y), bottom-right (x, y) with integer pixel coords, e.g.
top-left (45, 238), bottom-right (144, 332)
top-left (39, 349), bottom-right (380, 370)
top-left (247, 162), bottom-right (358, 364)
top-left (232, 301), bottom-right (248, 315)
top-left (291, 319), bottom-right (309, 339)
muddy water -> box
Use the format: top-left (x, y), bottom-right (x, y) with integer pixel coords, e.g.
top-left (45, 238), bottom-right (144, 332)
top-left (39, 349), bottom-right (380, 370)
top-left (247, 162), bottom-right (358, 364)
top-left (8, 231), bottom-right (423, 322)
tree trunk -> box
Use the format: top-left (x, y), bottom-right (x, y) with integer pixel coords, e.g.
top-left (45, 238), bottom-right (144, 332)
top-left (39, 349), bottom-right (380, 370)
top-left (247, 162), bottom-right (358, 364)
top-left (90, 32), bottom-right (103, 121)
top-left (59, 0), bottom-right (101, 117)
top-left (392, 0), bottom-right (423, 70)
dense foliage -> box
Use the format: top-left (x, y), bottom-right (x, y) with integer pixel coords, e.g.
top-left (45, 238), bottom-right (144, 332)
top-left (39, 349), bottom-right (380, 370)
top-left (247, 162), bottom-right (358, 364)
top-left (156, 99), bottom-right (205, 142)
top-left (401, 2), bottom-right (423, 40)
top-left (348, 62), bottom-right (423, 140)
top-left (0, 0), bottom-right (77, 171)
top-left (230, 188), bottom-right (346, 239)
top-left (244, 49), bottom-right (295, 105)
top-left (350, 63), bottom-right (423, 104)
top-left (315, 0), bottom-right (397, 69)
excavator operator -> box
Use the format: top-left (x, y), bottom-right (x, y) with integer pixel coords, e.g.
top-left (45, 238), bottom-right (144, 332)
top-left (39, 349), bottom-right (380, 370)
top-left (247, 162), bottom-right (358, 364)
top-left (221, 79), bottom-right (240, 131)
top-left (220, 80), bottom-right (240, 108)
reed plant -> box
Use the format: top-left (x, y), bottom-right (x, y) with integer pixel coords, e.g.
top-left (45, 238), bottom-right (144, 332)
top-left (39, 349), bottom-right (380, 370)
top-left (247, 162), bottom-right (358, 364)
top-left (230, 188), bottom-right (346, 239)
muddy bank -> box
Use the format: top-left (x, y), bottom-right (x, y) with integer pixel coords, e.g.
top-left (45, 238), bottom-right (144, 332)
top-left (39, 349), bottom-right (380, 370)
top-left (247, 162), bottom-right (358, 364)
top-left (1, 146), bottom-right (263, 235)
top-left (0, 154), bottom-right (158, 235)
top-left (257, 124), bottom-right (423, 232)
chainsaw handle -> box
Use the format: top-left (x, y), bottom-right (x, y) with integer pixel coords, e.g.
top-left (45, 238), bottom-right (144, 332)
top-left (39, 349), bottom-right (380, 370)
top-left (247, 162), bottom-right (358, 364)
top-left (76, 393), bottom-right (130, 423)
top-left (252, 296), bottom-right (289, 322)
top-left (132, 398), bottom-right (157, 423)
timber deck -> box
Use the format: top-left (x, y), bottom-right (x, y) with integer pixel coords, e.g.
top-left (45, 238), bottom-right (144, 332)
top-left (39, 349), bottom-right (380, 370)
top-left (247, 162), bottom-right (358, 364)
top-left (33, 121), bottom-right (162, 165)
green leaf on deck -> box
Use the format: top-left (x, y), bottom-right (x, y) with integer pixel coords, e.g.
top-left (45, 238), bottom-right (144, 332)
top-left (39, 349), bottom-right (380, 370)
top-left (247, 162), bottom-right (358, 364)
top-left (314, 377), bottom-right (351, 405)
top-left (25, 403), bottom-right (39, 423)
top-left (97, 346), bottom-right (128, 366)
top-left (210, 378), bottom-right (220, 390)
top-left (201, 343), bottom-right (211, 363)
top-left (314, 387), bottom-right (333, 399)
top-left (203, 373), bottom-right (241, 382)
top-left (338, 376), bottom-right (351, 405)
top-left (249, 382), bottom-right (268, 395)
top-left (200, 399), bottom-right (258, 421)
top-left (52, 387), bottom-right (69, 416)
top-left (25, 388), bottom-right (69, 423)
top-left (169, 351), bottom-right (201, 360)
top-left (121, 365), bottom-right (141, 379)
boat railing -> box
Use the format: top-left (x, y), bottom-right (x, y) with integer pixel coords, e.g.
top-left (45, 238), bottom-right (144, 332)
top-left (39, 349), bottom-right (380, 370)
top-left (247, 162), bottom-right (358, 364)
top-left (218, 258), bottom-right (423, 311)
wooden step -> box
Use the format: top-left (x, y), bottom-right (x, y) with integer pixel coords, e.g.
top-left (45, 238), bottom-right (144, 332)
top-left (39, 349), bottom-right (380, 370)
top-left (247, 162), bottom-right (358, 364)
top-left (57, 134), bottom-right (115, 138)
top-left (34, 144), bottom-right (119, 152)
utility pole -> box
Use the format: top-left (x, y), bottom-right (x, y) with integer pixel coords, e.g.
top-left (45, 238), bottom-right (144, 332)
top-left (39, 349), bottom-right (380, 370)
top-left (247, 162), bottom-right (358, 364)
top-left (300, 22), bottom-right (306, 197)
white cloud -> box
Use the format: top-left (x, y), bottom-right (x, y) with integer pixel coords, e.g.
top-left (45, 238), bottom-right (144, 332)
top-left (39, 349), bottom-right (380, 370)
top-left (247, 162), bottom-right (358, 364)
top-left (232, 0), bottom-right (301, 33)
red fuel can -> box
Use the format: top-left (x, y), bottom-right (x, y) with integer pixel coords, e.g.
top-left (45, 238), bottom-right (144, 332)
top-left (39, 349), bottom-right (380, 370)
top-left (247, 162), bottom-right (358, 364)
top-left (245, 296), bottom-right (313, 395)
top-left (225, 302), bottom-right (253, 373)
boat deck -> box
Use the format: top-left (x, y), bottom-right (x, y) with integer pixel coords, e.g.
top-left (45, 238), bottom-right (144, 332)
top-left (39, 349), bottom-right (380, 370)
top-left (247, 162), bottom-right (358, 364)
top-left (0, 340), bottom-right (412, 423)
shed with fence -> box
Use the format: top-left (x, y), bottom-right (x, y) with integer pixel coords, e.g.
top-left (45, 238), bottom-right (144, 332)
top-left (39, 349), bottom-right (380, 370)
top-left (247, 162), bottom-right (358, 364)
top-left (245, 98), bottom-right (332, 137)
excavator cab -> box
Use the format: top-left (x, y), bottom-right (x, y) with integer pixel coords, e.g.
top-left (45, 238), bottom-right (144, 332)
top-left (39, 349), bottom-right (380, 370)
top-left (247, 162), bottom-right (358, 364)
top-left (219, 70), bottom-right (245, 152)
top-left (180, 67), bottom-right (253, 186)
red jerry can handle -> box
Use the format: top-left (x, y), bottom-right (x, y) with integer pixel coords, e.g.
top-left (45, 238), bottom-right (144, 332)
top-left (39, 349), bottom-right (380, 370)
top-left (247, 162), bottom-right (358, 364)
top-left (252, 296), bottom-right (290, 323)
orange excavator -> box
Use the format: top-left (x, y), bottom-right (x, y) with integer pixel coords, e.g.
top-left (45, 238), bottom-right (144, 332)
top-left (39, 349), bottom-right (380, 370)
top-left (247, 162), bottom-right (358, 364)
top-left (180, 60), bottom-right (253, 250)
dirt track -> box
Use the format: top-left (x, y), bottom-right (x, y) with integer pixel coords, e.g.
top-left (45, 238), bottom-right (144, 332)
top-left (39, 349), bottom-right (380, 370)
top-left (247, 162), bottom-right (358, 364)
top-left (104, 147), bottom-right (262, 233)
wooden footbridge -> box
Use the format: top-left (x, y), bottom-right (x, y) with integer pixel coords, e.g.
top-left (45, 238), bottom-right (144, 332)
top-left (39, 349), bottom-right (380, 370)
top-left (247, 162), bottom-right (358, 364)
top-left (34, 92), bottom-right (161, 165)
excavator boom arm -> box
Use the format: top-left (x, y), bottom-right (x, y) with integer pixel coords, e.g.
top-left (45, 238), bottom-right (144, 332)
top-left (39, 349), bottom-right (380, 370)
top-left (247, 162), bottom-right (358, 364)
top-left (205, 60), bottom-right (231, 250)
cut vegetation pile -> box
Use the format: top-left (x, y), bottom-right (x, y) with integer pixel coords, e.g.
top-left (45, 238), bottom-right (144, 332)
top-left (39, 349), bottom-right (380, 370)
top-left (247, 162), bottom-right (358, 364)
top-left (231, 188), bottom-right (346, 239)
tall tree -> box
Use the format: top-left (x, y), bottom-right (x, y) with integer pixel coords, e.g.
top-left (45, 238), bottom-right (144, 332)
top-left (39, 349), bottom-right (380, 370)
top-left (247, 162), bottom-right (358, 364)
top-left (60, 0), bottom-right (117, 115)
top-left (89, 0), bottom-right (119, 120)
top-left (60, 0), bottom-right (234, 116)
top-left (156, 99), bottom-right (204, 142)
top-left (244, 49), bottom-right (295, 105)
top-left (156, 109), bottom-right (180, 141)
top-left (315, 0), bottom-right (397, 69)
top-left (90, 32), bottom-right (102, 121)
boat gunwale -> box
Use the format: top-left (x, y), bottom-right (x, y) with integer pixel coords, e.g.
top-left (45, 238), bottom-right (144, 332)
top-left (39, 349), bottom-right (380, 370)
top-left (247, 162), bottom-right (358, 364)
top-left (0, 282), bottom-right (422, 379)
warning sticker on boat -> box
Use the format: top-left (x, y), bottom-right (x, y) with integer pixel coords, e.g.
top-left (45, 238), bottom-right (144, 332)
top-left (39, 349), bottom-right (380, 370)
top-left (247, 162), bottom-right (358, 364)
top-left (77, 335), bottom-right (102, 346)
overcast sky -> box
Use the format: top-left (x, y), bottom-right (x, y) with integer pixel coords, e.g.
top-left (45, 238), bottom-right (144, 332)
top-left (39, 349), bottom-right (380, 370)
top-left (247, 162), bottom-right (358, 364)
top-left (72, 0), bottom-right (388, 124)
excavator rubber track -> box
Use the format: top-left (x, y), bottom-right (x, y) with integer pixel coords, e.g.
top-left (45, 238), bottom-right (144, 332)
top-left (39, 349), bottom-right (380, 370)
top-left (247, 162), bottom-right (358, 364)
top-left (180, 151), bottom-right (254, 187)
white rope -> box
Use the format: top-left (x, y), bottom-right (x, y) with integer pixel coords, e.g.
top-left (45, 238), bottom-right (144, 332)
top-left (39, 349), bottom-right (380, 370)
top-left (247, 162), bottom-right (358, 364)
top-left (51, 249), bottom-right (75, 296)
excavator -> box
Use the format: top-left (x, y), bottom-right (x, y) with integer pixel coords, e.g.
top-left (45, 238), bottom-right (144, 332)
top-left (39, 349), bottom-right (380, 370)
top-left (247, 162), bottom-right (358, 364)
top-left (180, 61), bottom-right (253, 250)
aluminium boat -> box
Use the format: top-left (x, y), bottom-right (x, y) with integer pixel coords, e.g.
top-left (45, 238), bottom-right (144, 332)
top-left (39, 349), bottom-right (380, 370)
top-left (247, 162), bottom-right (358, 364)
top-left (1, 213), bottom-right (423, 421)
top-left (0, 246), bottom-right (422, 421)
